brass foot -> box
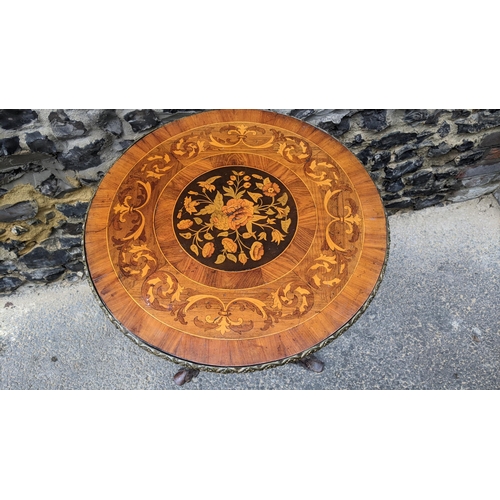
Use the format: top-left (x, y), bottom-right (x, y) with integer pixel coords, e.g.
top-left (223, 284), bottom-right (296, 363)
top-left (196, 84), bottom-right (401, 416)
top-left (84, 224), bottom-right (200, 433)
top-left (297, 355), bottom-right (324, 373)
top-left (173, 368), bottom-right (200, 386)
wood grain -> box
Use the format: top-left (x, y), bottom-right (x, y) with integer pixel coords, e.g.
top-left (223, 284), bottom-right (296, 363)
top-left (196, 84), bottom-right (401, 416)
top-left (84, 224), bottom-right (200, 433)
top-left (84, 110), bottom-right (388, 369)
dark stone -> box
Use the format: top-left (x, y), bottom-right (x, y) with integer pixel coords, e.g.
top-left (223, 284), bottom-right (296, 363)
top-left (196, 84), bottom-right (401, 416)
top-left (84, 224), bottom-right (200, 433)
top-left (118, 140), bottom-right (134, 151)
top-left (10, 225), bottom-right (29, 236)
top-left (371, 132), bottom-right (418, 149)
top-left (59, 222), bottom-right (83, 236)
top-left (383, 178), bottom-right (405, 193)
top-left (20, 246), bottom-right (71, 269)
top-left (438, 121), bottom-right (451, 137)
top-left (456, 122), bottom-right (482, 134)
top-left (290, 109), bottom-right (316, 120)
top-left (360, 110), bottom-right (388, 131)
top-left (454, 140), bottom-right (474, 152)
top-left (416, 132), bottom-right (434, 144)
top-left (382, 193), bottom-right (401, 201)
top-left (480, 132), bottom-right (500, 148)
top-left (356, 148), bottom-right (372, 166)
top-left (408, 170), bottom-right (433, 186)
top-left (395, 144), bottom-right (417, 161)
top-left (455, 150), bottom-right (484, 166)
top-left (0, 239), bottom-right (26, 254)
top-left (0, 164), bottom-right (41, 186)
top-left (451, 110), bottom-right (471, 119)
top-left (98, 110), bottom-right (123, 137)
top-left (22, 268), bottom-right (66, 283)
top-left (0, 137), bottom-right (20, 156)
top-left (414, 195), bottom-right (445, 210)
top-left (25, 132), bottom-right (57, 155)
top-left (460, 162), bottom-right (500, 178)
top-left (0, 261), bottom-right (17, 273)
top-left (425, 110), bottom-right (444, 125)
top-left (428, 142), bottom-right (452, 157)
top-left (453, 111), bottom-right (500, 134)
top-left (58, 139), bottom-right (105, 171)
top-left (162, 109), bottom-right (203, 114)
top-left (404, 110), bottom-right (429, 123)
top-left (352, 134), bottom-right (364, 145)
top-left (385, 199), bottom-right (412, 209)
top-left (57, 237), bottom-right (82, 250)
top-left (370, 151), bottom-right (391, 171)
top-left (64, 260), bottom-right (84, 272)
top-left (434, 168), bottom-right (458, 180)
top-left (318, 116), bottom-right (350, 137)
top-left (403, 186), bottom-right (438, 197)
top-left (124, 109), bottom-right (159, 132)
top-left (48, 110), bottom-right (87, 139)
top-left (0, 200), bottom-right (38, 222)
top-left (385, 158), bottom-right (423, 180)
top-left (0, 277), bottom-right (23, 294)
top-left (38, 174), bottom-right (77, 198)
top-left (45, 211), bottom-right (56, 222)
top-left (0, 110), bottom-right (38, 130)
top-left (477, 110), bottom-right (500, 128)
top-left (55, 202), bottom-right (88, 219)
top-left (51, 356), bottom-right (58, 362)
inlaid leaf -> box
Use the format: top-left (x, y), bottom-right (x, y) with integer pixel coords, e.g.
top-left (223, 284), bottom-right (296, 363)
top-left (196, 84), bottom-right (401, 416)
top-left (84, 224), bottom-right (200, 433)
top-left (198, 204), bottom-right (216, 215)
top-left (227, 253), bottom-right (237, 263)
top-left (277, 193), bottom-right (288, 206)
top-left (265, 208), bottom-right (275, 215)
top-left (248, 192), bottom-right (263, 203)
top-left (214, 192), bottom-right (224, 209)
top-left (252, 174), bottom-right (263, 180)
top-left (204, 175), bottom-right (221, 185)
top-left (258, 232), bottom-right (267, 241)
top-left (190, 244), bottom-right (199, 256)
top-left (215, 254), bottom-right (226, 265)
top-left (179, 232), bottom-right (192, 239)
top-left (218, 231), bottom-right (229, 237)
top-left (204, 233), bottom-right (214, 240)
top-left (281, 218), bottom-right (291, 233)
top-left (194, 217), bottom-right (203, 225)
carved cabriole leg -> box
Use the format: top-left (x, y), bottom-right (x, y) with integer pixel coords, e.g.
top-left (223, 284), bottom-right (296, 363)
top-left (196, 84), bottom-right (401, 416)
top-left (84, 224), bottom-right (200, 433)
top-left (297, 354), bottom-right (324, 373)
top-left (173, 368), bottom-right (200, 386)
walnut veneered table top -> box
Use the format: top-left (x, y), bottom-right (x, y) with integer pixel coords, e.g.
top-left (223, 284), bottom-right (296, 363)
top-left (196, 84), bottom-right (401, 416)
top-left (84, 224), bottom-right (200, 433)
top-left (84, 110), bottom-right (388, 371)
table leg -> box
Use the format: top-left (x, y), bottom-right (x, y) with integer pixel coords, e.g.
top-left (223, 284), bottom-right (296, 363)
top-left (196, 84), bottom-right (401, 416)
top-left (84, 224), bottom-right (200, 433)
top-left (173, 368), bottom-right (200, 386)
top-left (297, 354), bottom-right (324, 373)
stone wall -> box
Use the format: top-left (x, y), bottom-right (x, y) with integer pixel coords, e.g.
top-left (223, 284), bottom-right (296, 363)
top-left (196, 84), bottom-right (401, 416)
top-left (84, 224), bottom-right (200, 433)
top-left (1, 109), bottom-right (499, 294)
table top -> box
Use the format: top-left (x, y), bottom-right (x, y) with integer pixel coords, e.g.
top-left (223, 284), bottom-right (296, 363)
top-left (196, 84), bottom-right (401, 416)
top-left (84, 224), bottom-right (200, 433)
top-left (84, 110), bottom-right (388, 371)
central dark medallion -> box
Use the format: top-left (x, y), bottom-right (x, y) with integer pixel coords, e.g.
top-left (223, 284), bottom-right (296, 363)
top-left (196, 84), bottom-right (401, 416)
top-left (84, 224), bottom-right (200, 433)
top-left (173, 166), bottom-right (298, 271)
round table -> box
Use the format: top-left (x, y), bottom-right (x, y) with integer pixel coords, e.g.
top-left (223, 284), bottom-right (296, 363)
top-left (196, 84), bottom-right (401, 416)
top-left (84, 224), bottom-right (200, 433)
top-left (84, 110), bottom-right (388, 372)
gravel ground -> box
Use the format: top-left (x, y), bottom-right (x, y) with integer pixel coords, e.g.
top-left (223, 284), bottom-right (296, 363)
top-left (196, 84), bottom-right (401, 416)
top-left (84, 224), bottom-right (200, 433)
top-left (0, 195), bottom-right (499, 389)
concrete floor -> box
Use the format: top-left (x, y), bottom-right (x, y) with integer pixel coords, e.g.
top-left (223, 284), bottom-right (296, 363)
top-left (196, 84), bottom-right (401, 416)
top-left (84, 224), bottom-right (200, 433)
top-left (0, 195), bottom-right (499, 389)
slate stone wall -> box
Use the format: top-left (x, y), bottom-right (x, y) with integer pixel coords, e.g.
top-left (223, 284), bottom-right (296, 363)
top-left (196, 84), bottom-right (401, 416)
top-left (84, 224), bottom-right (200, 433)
top-left (1, 108), bottom-right (499, 293)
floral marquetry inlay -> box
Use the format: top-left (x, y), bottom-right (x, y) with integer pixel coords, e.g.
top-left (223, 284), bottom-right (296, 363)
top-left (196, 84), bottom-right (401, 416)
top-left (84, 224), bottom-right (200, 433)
top-left (173, 166), bottom-right (297, 271)
top-left (85, 110), bottom-right (388, 371)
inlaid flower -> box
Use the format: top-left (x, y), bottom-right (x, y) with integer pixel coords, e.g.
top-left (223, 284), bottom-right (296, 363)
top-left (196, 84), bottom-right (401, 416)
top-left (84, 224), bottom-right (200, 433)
top-left (238, 252), bottom-right (248, 265)
top-left (177, 219), bottom-right (193, 230)
top-left (202, 242), bottom-right (215, 258)
top-left (271, 229), bottom-right (285, 244)
top-left (222, 238), bottom-right (238, 253)
top-left (222, 198), bottom-right (255, 230)
top-left (249, 241), bottom-right (264, 261)
top-left (262, 182), bottom-right (280, 197)
top-left (210, 210), bottom-right (230, 231)
top-left (184, 196), bottom-right (200, 214)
